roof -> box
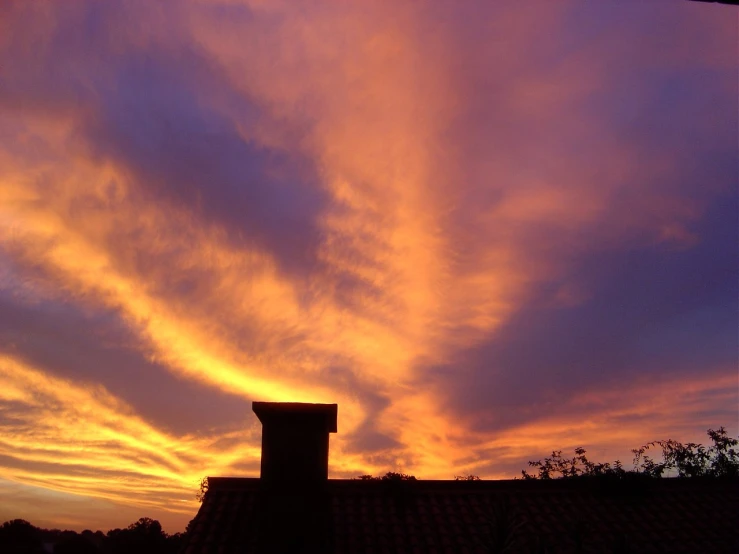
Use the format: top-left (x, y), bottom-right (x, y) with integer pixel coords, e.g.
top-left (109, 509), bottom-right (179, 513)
top-left (183, 476), bottom-right (738, 553)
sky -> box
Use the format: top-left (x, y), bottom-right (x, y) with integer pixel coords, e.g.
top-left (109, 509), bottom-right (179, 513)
top-left (0, 0), bottom-right (736, 534)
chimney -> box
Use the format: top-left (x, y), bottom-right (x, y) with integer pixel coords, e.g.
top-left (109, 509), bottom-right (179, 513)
top-left (252, 402), bottom-right (338, 485)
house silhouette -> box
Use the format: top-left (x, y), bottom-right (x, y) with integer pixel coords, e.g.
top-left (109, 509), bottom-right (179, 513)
top-left (181, 402), bottom-right (738, 553)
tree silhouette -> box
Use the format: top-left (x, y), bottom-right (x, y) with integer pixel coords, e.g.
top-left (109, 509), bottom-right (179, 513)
top-left (196, 476), bottom-right (209, 503)
top-left (632, 426), bottom-right (738, 478)
top-left (54, 533), bottom-right (100, 554)
top-left (0, 517), bottom-right (184, 554)
top-left (522, 447), bottom-right (626, 480)
top-left (522, 427), bottom-right (738, 480)
top-left (0, 519), bottom-right (43, 553)
top-left (106, 517), bottom-right (169, 554)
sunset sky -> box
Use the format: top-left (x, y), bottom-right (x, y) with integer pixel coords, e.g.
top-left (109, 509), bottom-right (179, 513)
top-left (0, 0), bottom-right (737, 533)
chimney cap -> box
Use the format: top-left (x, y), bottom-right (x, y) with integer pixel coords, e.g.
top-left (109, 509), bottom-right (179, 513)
top-left (252, 402), bottom-right (338, 433)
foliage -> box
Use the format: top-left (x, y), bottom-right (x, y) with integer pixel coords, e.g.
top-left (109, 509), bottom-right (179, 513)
top-left (522, 447), bottom-right (625, 480)
top-left (631, 426), bottom-right (738, 478)
top-left (0, 519), bottom-right (43, 552)
top-left (522, 427), bottom-right (738, 480)
top-left (454, 474), bottom-right (481, 481)
top-left (106, 517), bottom-right (171, 554)
top-left (196, 476), bottom-right (209, 503)
top-left (54, 533), bottom-right (101, 554)
top-left (0, 517), bottom-right (184, 554)
top-left (356, 471), bottom-right (417, 481)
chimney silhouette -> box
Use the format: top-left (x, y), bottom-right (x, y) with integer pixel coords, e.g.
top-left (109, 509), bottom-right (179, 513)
top-left (252, 402), bottom-right (338, 485)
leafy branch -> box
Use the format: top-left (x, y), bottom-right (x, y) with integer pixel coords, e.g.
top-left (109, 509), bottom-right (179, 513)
top-left (522, 427), bottom-right (738, 480)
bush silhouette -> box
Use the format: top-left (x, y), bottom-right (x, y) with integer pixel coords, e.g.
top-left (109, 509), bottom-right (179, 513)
top-left (522, 427), bottom-right (738, 480)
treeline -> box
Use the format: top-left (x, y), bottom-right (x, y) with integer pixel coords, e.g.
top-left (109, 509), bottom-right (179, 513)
top-left (0, 516), bottom-right (186, 554)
